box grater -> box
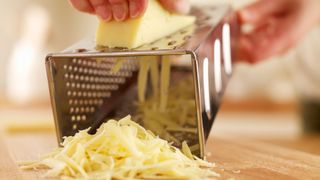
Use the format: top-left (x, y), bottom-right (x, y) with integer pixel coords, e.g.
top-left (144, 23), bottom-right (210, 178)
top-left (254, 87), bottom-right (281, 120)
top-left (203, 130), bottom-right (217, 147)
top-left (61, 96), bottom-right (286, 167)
top-left (45, 5), bottom-right (238, 158)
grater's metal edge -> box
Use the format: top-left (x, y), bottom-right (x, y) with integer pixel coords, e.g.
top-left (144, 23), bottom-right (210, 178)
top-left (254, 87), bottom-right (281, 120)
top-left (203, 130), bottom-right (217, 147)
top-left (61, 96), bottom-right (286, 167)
top-left (47, 50), bottom-right (188, 59)
top-left (188, 51), bottom-right (206, 158)
top-left (45, 56), bottom-right (62, 145)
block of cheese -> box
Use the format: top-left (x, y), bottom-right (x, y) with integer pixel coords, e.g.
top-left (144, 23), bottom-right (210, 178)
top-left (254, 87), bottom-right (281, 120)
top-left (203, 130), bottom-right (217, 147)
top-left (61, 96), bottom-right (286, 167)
top-left (96, 0), bottom-right (195, 49)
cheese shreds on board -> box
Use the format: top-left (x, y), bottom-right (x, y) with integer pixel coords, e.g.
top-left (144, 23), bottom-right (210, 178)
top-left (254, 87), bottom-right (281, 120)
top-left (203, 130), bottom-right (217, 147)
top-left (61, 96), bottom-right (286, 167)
top-left (96, 0), bottom-right (195, 48)
top-left (20, 115), bottom-right (219, 179)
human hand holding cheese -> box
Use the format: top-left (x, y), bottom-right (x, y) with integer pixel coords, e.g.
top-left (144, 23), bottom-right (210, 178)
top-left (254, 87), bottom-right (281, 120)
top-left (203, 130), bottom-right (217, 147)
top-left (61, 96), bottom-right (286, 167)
top-left (95, 0), bottom-right (195, 48)
top-left (69, 0), bottom-right (190, 21)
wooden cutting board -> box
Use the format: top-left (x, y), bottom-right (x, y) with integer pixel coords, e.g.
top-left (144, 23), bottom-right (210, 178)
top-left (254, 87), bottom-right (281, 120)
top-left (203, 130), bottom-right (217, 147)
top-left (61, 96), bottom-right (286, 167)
top-left (1, 131), bottom-right (320, 180)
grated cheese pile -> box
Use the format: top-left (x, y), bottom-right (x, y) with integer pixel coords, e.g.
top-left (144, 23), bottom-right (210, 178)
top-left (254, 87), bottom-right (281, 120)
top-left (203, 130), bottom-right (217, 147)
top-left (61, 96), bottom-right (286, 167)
top-left (20, 115), bottom-right (219, 179)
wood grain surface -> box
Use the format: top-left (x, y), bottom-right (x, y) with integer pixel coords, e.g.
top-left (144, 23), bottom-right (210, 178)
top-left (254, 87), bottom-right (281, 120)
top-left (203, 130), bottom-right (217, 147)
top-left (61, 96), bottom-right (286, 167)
top-left (1, 131), bottom-right (320, 180)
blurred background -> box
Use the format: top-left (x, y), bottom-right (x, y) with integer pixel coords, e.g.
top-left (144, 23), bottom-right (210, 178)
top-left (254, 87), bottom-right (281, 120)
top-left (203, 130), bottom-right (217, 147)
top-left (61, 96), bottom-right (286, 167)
top-left (0, 0), bottom-right (319, 154)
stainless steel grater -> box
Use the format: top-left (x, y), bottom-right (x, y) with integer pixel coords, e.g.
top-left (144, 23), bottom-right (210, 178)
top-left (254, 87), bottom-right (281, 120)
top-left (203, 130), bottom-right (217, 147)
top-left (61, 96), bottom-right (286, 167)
top-left (45, 5), bottom-right (238, 158)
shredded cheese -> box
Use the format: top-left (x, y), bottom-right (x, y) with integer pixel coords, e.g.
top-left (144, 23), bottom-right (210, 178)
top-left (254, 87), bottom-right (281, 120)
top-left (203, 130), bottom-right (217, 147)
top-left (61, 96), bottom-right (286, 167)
top-left (20, 116), bottom-right (219, 179)
top-left (159, 56), bottom-right (171, 111)
top-left (136, 71), bottom-right (198, 147)
top-left (138, 57), bottom-right (151, 102)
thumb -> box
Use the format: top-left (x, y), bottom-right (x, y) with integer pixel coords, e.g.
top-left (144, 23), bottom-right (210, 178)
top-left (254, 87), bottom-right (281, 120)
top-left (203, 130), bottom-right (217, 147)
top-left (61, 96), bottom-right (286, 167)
top-left (158, 0), bottom-right (191, 14)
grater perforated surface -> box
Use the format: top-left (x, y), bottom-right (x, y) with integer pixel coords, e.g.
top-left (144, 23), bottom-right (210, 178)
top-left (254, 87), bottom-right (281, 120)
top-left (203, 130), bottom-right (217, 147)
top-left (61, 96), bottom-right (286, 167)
top-left (47, 57), bottom-right (139, 138)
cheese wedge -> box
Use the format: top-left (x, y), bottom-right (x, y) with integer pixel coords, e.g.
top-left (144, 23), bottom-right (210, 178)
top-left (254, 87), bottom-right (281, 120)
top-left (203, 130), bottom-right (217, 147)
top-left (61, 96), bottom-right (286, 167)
top-left (96, 0), bottom-right (195, 49)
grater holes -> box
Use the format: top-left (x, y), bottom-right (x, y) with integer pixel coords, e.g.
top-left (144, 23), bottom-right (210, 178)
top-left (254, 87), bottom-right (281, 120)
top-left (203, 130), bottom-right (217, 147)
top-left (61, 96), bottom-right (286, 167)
top-left (94, 77), bottom-right (100, 83)
top-left (63, 65), bottom-right (68, 70)
top-left (79, 67), bottom-right (83, 73)
top-left (75, 107), bottom-right (79, 113)
top-left (168, 41), bottom-right (177, 46)
top-left (89, 99), bottom-right (93, 105)
top-left (90, 76), bottom-right (95, 82)
top-left (180, 30), bottom-right (187, 34)
top-left (66, 82), bottom-right (70, 87)
top-left (82, 115), bottom-right (86, 121)
top-left (183, 35), bottom-right (191, 41)
top-left (64, 73), bottom-right (69, 79)
top-left (80, 75), bottom-right (84, 81)
top-left (67, 91), bottom-right (72, 97)
top-left (74, 99), bottom-right (78, 105)
top-left (76, 115), bottom-right (81, 122)
top-left (94, 99), bottom-right (99, 105)
top-left (79, 99), bottom-right (83, 105)
top-left (71, 115), bottom-right (76, 122)
top-left (84, 68), bottom-right (88, 74)
top-left (69, 99), bottom-right (73, 105)
top-left (72, 124), bottom-right (77, 130)
top-left (70, 107), bottom-right (74, 113)
top-left (72, 58), bottom-right (77, 63)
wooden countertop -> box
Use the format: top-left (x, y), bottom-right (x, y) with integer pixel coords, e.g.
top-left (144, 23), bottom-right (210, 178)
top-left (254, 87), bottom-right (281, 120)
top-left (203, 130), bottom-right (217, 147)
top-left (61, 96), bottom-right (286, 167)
top-left (1, 108), bottom-right (320, 179)
top-left (1, 131), bottom-right (320, 179)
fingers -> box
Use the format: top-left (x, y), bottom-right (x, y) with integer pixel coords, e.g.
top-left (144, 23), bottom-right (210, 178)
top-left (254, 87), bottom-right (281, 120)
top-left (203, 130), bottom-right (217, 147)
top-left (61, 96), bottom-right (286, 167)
top-left (129, 0), bottom-right (148, 18)
top-left (237, 18), bottom-right (297, 63)
top-left (158, 0), bottom-right (190, 14)
top-left (71, 0), bottom-right (188, 22)
top-left (69, 0), bottom-right (95, 14)
top-left (90, 0), bottom-right (112, 21)
top-left (109, 0), bottom-right (129, 21)
top-left (238, 0), bottom-right (281, 24)
top-left (92, 0), bottom-right (147, 21)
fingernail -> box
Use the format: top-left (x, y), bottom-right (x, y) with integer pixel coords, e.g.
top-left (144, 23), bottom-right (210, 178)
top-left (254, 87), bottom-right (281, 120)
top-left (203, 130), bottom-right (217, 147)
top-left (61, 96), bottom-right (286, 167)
top-left (96, 6), bottom-right (112, 21)
top-left (130, 1), bottom-right (140, 18)
top-left (175, 0), bottom-right (190, 14)
top-left (113, 4), bottom-right (127, 21)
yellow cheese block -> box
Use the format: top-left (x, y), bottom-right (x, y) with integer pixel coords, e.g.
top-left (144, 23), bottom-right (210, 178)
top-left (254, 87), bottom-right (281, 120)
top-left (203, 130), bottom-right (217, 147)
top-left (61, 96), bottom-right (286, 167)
top-left (96, 0), bottom-right (195, 49)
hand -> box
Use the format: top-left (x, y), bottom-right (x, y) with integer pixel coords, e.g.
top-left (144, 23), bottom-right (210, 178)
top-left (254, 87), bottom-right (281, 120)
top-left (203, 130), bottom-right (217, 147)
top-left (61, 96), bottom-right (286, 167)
top-left (69, 0), bottom-right (190, 22)
top-left (237, 0), bottom-right (320, 63)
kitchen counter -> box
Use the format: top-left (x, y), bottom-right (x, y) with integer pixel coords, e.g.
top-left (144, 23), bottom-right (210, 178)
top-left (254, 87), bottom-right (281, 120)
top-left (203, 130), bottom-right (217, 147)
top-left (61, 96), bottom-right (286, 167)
top-left (0, 108), bottom-right (320, 179)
